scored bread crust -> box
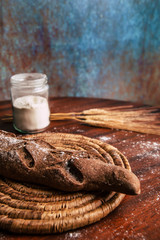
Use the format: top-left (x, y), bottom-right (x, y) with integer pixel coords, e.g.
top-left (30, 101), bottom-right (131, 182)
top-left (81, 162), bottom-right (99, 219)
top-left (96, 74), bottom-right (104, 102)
top-left (0, 130), bottom-right (140, 195)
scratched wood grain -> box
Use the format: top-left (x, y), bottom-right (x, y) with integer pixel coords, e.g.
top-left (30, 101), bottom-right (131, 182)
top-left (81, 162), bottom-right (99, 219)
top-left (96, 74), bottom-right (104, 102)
top-left (0, 97), bottom-right (159, 240)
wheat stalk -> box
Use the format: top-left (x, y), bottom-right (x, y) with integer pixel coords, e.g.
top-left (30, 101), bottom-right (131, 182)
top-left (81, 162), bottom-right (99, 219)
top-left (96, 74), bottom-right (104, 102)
top-left (1, 105), bottom-right (160, 135)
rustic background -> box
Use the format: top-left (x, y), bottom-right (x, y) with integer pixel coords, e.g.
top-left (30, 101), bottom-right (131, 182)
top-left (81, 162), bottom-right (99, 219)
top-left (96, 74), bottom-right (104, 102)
top-left (0, 0), bottom-right (160, 105)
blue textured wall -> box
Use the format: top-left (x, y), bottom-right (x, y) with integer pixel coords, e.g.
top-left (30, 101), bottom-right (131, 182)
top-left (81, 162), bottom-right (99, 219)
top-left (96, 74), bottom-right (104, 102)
top-left (0, 0), bottom-right (160, 105)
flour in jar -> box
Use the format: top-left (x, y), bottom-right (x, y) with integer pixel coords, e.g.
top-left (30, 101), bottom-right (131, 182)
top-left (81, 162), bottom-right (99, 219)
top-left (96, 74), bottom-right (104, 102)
top-left (13, 95), bottom-right (50, 132)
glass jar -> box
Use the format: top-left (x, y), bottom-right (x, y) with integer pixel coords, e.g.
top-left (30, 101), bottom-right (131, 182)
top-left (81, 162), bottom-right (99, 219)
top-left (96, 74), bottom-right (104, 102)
top-left (10, 73), bottom-right (50, 133)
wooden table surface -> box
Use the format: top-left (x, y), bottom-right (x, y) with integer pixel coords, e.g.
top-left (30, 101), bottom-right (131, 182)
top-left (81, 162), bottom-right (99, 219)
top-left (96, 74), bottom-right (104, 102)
top-left (0, 97), bottom-right (159, 240)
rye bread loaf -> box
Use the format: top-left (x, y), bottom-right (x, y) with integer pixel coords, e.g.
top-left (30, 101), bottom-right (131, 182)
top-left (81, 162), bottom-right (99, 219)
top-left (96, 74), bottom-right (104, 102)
top-left (0, 130), bottom-right (140, 195)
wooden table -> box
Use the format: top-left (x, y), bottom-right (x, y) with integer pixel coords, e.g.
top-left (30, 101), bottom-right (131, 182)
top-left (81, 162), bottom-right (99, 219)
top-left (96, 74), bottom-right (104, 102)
top-left (0, 97), bottom-right (159, 240)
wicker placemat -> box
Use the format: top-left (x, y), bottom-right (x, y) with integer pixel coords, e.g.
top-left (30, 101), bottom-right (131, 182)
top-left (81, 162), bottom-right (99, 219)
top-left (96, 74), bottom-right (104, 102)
top-left (0, 133), bottom-right (130, 234)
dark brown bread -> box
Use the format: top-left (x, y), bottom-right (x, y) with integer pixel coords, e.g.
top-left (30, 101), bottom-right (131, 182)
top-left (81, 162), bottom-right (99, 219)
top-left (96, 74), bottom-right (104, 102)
top-left (0, 130), bottom-right (140, 195)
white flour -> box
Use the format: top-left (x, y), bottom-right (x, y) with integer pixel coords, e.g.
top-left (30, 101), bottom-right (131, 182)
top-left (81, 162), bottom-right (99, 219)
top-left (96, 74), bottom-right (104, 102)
top-left (13, 95), bottom-right (50, 132)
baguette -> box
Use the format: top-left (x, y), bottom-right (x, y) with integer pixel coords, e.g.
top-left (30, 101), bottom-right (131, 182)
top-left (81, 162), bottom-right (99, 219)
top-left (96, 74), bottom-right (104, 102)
top-left (0, 130), bottom-right (140, 195)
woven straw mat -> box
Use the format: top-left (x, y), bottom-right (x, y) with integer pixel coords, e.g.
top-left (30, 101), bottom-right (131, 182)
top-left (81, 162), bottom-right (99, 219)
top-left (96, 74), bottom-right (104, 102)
top-left (0, 133), bottom-right (130, 234)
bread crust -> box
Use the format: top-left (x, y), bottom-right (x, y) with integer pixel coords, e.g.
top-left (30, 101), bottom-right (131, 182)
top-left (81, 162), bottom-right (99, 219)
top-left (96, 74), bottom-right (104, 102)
top-left (0, 130), bottom-right (140, 195)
